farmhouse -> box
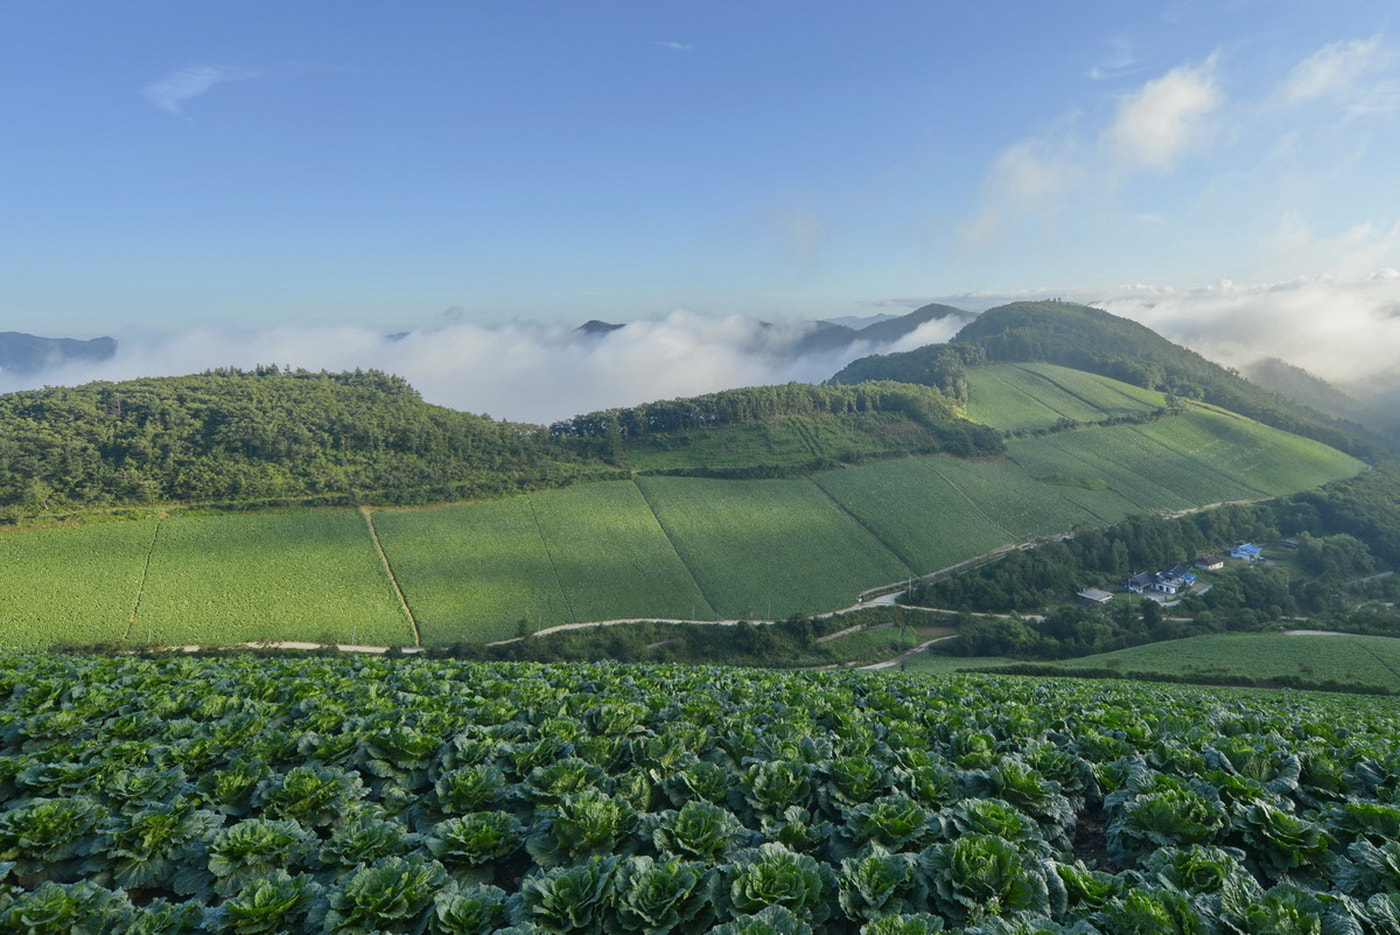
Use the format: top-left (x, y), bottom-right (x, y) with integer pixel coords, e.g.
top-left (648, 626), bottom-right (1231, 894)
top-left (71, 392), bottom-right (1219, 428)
top-left (1124, 566), bottom-right (1198, 597)
top-left (1228, 543), bottom-right (1264, 561)
top-left (1195, 554), bottom-right (1225, 571)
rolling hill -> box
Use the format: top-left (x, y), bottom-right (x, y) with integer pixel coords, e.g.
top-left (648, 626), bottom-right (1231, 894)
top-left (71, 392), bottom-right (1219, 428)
top-left (0, 364), bottom-right (1365, 649)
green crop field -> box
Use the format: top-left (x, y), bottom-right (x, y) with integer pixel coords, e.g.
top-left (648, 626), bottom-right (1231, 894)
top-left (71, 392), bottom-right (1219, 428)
top-left (372, 498), bottom-right (571, 644)
top-left (965, 362), bottom-right (1164, 431)
top-left (0, 520), bottom-right (155, 649)
top-left (917, 456), bottom-right (1097, 540)
top-left (0, 365), bottom-right (1370, 649)
top-left (635, 474), bottom-right (910, 618)
top-left (133, 511), bottom-right (410, 647)
top-left (812, 458), bottom-right (1012, 573)
top-left (1050, 632), bottom-right (1400, 691)
top-left (514, 480), bottom-right (713, 623)
top-left (1134, 405), bottom-right (1366, 493)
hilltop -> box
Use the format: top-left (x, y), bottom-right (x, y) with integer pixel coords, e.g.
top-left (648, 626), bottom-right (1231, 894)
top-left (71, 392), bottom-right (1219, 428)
top-left (833, 300), bottom-right (1384, 460)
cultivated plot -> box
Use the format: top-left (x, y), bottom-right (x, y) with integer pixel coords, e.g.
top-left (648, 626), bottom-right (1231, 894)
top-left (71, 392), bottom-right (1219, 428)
top-left (965, 363), bottom-right (1162, 432)
top-left (526, 480), bottom-right (714, 622)
top-left (1133, 406), bottom-right (1364, 495)
top-left (812, 458), bottom-right (1012, 574)
top-left (1006, 433), bottom-right (1197, 517)
top-left (635, 475), bottom-right (910, 618)
top-left (373, 498), bottom-right (571, 644)
top-left (0, 520), bottom-right (154, 649)
top-left (1060, 632), bottom-right (1400, 690)
top-left (915, 456), bottom-right (1098, 541)
top-left (136, 510), bottom-right (409, 647)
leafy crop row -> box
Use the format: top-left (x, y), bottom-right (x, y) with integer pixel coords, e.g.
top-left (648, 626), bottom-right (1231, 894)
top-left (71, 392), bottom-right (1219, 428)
top-left (2, 653), bottom-right (1400, 932)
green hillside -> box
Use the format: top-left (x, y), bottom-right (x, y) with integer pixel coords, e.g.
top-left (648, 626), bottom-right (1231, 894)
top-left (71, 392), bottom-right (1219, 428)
top-left (0, 371), bottom-right (1364, 649)
top-left (834, 300), bottom-right (1385, 459)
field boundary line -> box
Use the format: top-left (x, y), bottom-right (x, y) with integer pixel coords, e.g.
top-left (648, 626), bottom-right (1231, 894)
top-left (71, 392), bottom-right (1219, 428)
top-left (124, 517), bottom-right (165, 642)
top-left (527, 497), bottom-right (579, 623)
top-left (360, 507), bottom-right (421, 647)
top-left (1124, 419), bottom-right (1273, 500)
top-left (807, 474), bottom-right (919, 576)
top-left (914, 458), bottom-right (1020, 542)
top-left (631, 477), bottom-right (720, 618)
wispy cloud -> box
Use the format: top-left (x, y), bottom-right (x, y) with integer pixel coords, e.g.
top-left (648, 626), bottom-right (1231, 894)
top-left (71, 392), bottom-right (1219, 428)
top-left (1101, 55), bottom-right (1222, 171)
top-left (1283, 35), bottom-right (1385, 105)
top-left (652, 40), bottom-right (693, 52)
top-left (963, 54), bottom-right (1221, 242)
top-left (142, 64), bottom-right (265, 117)
top-left (1087, 37), bottom-right (1140, 81)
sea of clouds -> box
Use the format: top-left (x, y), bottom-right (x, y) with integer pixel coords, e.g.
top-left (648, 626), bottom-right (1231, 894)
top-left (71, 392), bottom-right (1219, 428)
top-left (3, 272), bottom-right (1397, 426)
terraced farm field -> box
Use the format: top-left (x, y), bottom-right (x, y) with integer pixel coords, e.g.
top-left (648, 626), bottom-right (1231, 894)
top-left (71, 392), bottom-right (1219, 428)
top-left (134, 511), bottom-right (410, 646)
top-left (965, 362), bottom-right (1164, 431)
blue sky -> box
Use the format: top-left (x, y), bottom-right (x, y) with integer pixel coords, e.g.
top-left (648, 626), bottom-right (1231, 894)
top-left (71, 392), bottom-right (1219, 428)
top-left (3, 0), bottom-right (1397, 337)
top-left (3, 2), bottom-right (1400, 421)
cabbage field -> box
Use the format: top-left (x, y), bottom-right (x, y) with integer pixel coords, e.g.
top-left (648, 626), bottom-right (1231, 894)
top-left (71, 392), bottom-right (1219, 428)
top-left (4, 653), bottom-right (1400, 933)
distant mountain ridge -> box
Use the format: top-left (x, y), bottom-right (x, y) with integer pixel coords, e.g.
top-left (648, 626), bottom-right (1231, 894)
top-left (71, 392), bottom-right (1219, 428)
top-left (573, 302), bottom-right (976, 354)
top-left (0, 332), bottom-right (116, 375)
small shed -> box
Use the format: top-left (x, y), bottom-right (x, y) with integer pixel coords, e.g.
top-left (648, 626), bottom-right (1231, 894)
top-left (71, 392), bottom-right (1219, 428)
top-left (1077, 588), bottom-right (1114, 605)
top-left (1195, 555), bottom-right (1224, 571)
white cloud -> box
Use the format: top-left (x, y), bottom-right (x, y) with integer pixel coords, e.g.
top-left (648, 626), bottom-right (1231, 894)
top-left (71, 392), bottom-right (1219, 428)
top-left (1097, 271), bottom-right (1400, 395)
top-left (652, 40), bottom-right (693, 52)
top-left (1101, 55), bottom-right (1222, 171)
top-left (0, 311), bottom-right (887, 425)
top-left (142, 64), bottom-right (264, 117)
top-left (1283, 35), bottom-right (1384, 105)
top-left (962, 134), bottom-right (1083, 243)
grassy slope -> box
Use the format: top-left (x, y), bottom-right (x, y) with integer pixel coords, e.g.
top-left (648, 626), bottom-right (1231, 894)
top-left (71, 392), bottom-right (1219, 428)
top-left (515, 481), bottom-right (713, 624)
top-left (622, 410), bottom-right (941, 472)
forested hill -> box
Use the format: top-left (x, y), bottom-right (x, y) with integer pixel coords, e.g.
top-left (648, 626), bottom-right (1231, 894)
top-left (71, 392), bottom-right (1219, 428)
top-left (0, 370), bottom-right (1005, 519)
top-left (0, 368), bottom-right (614, 518)
top-left (832, 300), bottom-right (1383, 460)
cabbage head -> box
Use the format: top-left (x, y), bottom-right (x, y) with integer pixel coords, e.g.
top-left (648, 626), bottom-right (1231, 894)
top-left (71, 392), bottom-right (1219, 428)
top-left (837, 843), bottom-right (928, 923)
top-left (920, 833), bottom-right (1050, 924)
top-left (708, 905), bottom-right (813, 935)
top-left (613, 854), bottom-right (715, 934)
top-left (515, 854), bottom-right (618, 935)
top-left (724, 841), bottom-right (833, 925)
top-left (652, 799), bottom-right (748, 860)
top-left (222, 870), bottom-right (323, 935)
top-left (318, 854), bottom-right (449, 935)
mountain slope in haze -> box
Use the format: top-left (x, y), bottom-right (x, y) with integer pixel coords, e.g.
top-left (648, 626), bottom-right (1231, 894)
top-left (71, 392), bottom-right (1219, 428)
top-left (792, 302), bottom-right (974, 355)
top-left (832, 300), bottom-right (1384, 460)
top-left (0, 331), bottom-right (116, 375)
